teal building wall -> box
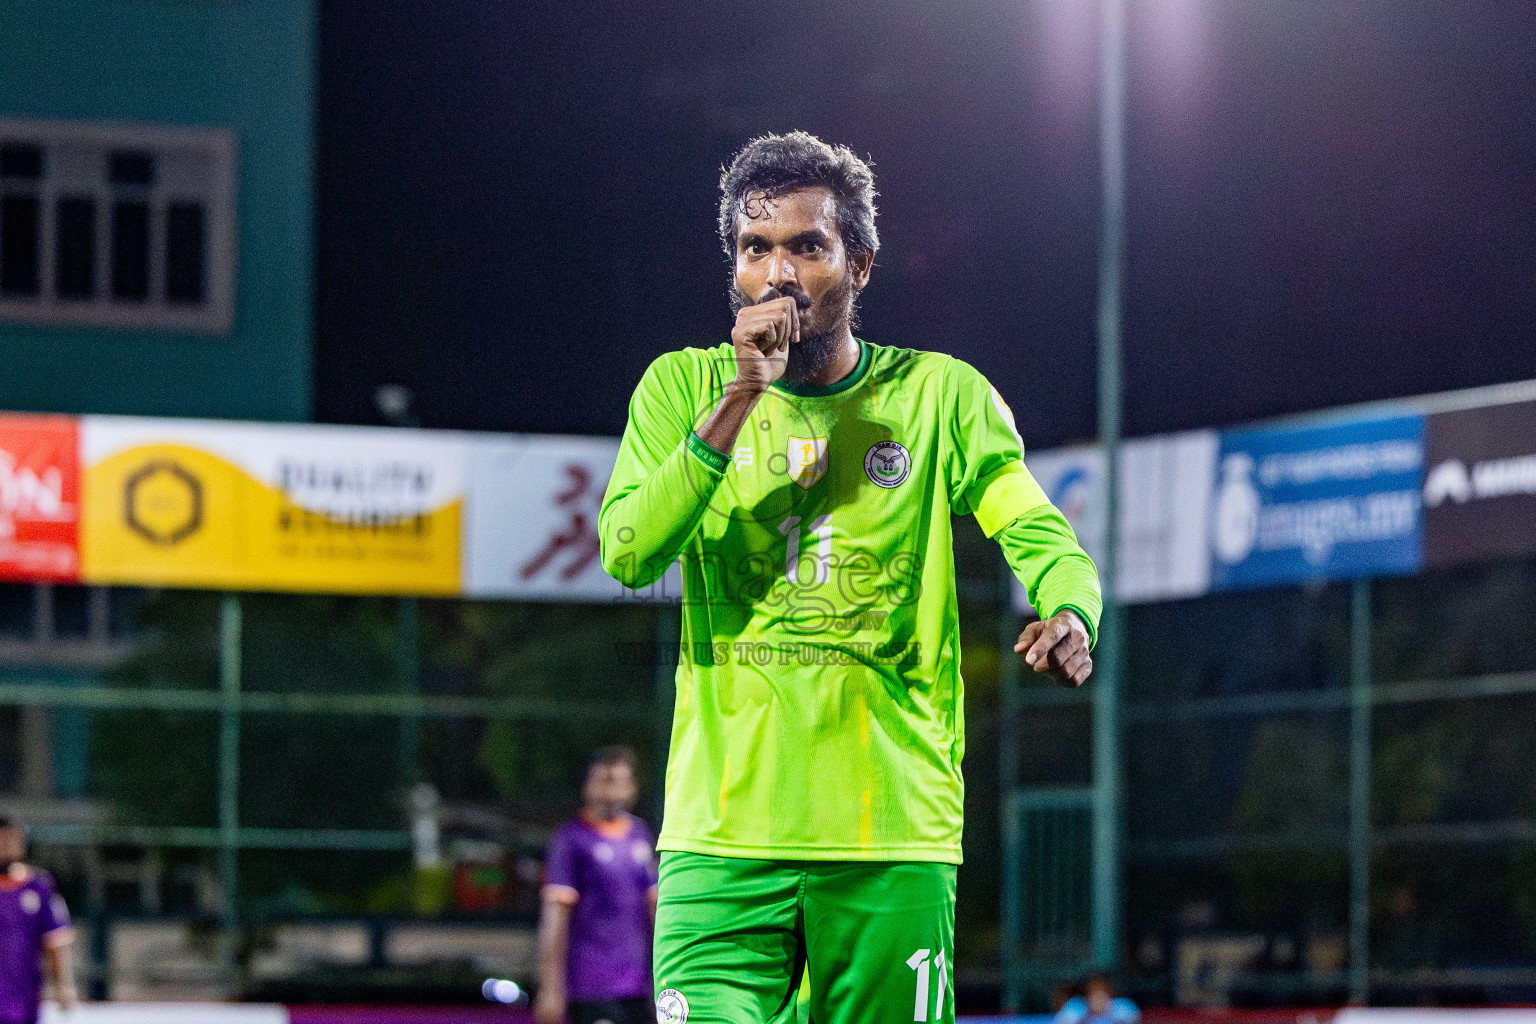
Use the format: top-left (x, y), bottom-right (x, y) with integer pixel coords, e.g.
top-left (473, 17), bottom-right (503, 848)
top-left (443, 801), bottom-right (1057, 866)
top-left (0, 0), bottom-right (314, 421)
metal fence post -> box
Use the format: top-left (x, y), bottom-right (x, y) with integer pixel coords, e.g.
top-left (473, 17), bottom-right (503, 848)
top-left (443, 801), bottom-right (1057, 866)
top-left (218, 594), bottom-right (242, 950)
top-left (1348, 578), bottom-right (1373, 1003)
top-left (397, 597), bottom-right (422, 785)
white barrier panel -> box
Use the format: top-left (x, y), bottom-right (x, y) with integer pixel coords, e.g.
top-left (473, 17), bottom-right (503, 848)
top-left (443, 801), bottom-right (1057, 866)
top-left (463, 433), bottom-right (681, 602)
top-left (1118, 430), bottom-right (1217, 603)
top-left (1019, 431), bottom-right (1218, 610)
top-left (463, 434), bottom-right (619, 600)
top-left (40, 1006), bottom-right (288, 1024)
top-left (1338, 1012), bottom-right (1536, 1024)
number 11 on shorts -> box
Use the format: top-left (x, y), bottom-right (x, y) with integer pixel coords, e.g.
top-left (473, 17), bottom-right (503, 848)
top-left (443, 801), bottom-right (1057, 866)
top-left (906, 947), bottom-right (949, 1021)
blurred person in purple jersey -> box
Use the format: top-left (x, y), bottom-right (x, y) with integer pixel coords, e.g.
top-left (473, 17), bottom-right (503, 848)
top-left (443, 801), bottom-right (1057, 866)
top-left (0, 815), bottom-right (76, 1024)
top-left (535, 747), bottom-right (658, 1024)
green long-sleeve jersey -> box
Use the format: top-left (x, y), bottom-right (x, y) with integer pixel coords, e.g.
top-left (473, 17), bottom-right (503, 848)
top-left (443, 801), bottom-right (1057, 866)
top-left (600, 339), bottom-right (1101, 863)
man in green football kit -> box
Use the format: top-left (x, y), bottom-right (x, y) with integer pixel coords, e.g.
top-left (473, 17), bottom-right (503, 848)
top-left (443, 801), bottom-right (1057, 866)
top-left (599, 133), bottom-right (1101, 1024)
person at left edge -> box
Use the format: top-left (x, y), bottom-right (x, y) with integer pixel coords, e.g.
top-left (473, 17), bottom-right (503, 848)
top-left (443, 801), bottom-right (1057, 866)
top-left (0, 814), bottom-right (77, 1024)
top-left (536, 747), bottom-right (659, 1024)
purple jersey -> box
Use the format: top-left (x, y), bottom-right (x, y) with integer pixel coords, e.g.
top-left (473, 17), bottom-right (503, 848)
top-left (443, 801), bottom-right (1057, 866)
top-left (0, 868), bottom-right (70, 1024)
top-left (542, 813), bottom-right (657, 1003)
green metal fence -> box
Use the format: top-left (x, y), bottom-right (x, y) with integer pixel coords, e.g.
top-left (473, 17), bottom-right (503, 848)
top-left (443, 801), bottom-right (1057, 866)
top-left (0, 589), bottom-right (676, 993)
top-left (1003, 567), bottom-right (1536, 1009)
top-left (1002, 787), bottom-right (1094, 1008)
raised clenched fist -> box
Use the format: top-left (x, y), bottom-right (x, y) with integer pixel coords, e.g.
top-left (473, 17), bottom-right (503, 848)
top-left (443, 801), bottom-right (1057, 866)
top-left (730, 295), bottom-right (799, 392)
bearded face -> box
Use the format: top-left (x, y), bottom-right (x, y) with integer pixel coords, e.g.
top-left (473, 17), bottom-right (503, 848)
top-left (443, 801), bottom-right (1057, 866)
top-left (730, 269), bottom-right (857, 384)
top-left (728, 186), bottom-right (869, 386)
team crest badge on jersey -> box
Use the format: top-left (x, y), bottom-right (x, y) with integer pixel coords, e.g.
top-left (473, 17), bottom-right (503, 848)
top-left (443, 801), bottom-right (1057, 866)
top-left (656, 988), bottom-right (689, 1024)
top-left (787, 436), bottom-right (829, 489)
top-left (865, 441), bottom-right (911, 488)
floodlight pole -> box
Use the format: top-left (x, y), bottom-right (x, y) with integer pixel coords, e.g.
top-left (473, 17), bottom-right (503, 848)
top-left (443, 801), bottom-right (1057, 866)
top-left (1091, 0), bottom-right (1127, 972)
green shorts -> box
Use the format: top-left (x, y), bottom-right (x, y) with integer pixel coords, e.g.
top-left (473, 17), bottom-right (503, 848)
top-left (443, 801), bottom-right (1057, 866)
top-left (653, 851), bottom-right (957, 1024)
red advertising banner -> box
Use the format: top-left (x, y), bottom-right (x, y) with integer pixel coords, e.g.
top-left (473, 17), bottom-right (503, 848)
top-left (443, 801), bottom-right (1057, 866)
top-left (0, 414), bottom-right (80, 582)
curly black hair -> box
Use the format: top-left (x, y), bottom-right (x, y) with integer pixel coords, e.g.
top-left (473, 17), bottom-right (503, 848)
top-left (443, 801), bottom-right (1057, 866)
top-left (718, 132), bottom-right (879, 263)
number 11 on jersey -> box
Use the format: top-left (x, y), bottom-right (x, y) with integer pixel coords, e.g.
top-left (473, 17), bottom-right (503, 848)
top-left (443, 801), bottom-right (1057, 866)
top-left (779, 514), bottom-right (832, 584)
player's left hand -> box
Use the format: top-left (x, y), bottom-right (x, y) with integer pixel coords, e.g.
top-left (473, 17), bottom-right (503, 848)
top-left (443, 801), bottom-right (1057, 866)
top-left (1015, 610), bottom-right (1093, 687)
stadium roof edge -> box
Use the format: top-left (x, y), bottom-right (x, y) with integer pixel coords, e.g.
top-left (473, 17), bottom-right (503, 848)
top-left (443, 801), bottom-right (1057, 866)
top-left (1046, 377), bottom-right (1536, 450)
top-left (1282, 375), bottom-right (1536, 427)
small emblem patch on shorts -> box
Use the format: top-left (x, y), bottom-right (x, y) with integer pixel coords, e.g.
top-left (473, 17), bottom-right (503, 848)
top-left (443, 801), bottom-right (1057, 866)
top-left (656, 988), bottom-right (689, 1024)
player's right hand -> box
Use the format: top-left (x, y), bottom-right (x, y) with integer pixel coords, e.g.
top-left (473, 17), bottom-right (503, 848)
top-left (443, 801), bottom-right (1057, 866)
top-left (731, 295), bottom-right (799, 391)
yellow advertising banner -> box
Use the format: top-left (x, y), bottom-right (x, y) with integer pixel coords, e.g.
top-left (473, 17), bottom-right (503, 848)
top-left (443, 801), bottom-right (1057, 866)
top-left (81, 418), bottom-right (466, 596)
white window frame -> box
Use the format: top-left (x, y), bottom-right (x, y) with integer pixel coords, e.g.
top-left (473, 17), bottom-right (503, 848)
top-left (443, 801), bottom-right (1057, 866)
top-left (0, 118), bottom-right (236, 335)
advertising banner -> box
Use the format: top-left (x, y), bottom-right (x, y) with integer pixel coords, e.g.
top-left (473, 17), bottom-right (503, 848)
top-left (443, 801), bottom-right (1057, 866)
top-left (1209, 414), bottom-right (1425, 591)
top-left (80, 418), bottom-right (467, 596)
top-left (1422, 399), bottom-right (1536, 569)
top-left (1020, 431), bottom-right (1217, 609)
top-left (0, 381), bottom-right (1524, 602)
top-left (1119, 431), bottom-right (1218, 603)
top-left (0, 414), bottom-right (80, 582)
top-left (465, 434), bottom-right (677, 602)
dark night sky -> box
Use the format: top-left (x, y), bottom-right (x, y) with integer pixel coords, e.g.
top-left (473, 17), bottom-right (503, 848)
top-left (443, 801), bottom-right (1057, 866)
top-left (315, 0), bottom-right (1536, 448)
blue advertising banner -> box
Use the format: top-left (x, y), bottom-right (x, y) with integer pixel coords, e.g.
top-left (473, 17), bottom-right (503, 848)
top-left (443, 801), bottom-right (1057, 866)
top-left (1209, 414), bottom-right (1425, 591)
